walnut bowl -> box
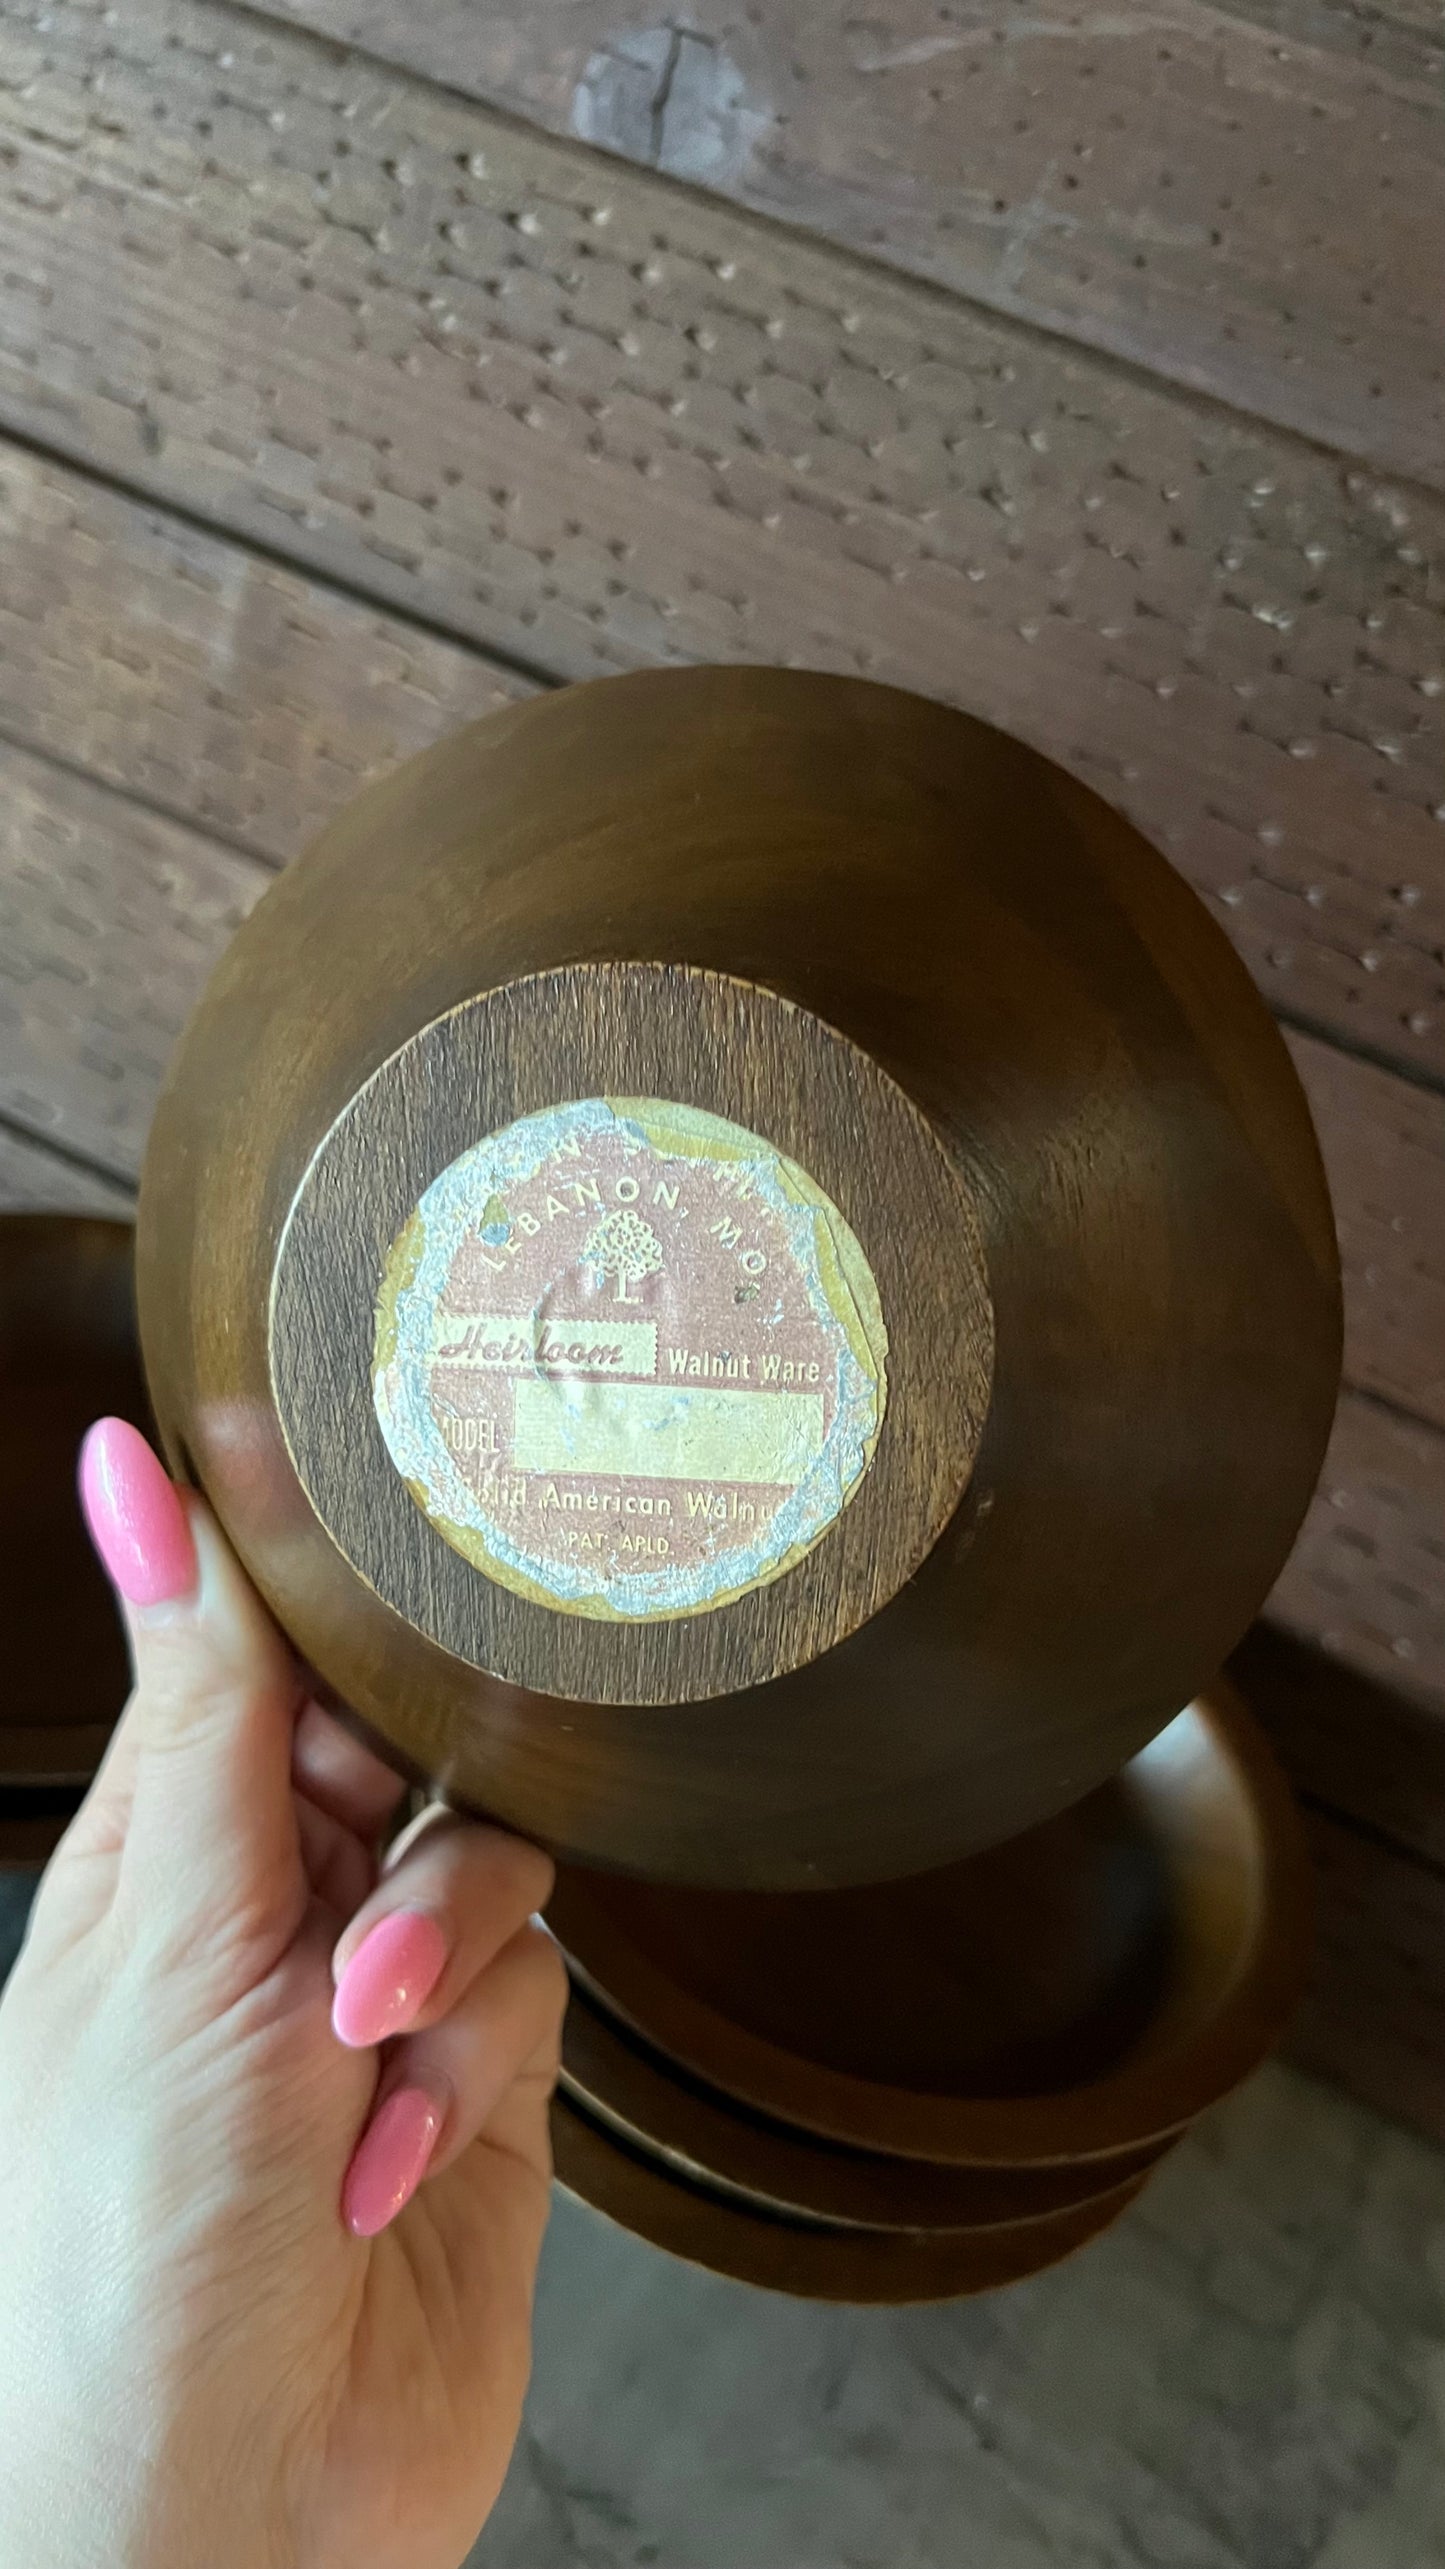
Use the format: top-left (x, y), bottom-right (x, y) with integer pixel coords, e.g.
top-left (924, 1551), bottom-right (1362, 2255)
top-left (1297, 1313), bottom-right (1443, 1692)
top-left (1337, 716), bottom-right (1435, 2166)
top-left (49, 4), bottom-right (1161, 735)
top-left (137, 668), bottom-right (1340, 1888)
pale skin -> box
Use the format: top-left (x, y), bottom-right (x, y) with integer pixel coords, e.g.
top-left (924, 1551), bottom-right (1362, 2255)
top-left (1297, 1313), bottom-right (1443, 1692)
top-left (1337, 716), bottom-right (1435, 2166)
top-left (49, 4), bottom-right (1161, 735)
top-left (0, 1427), bottom-right (568, 2569)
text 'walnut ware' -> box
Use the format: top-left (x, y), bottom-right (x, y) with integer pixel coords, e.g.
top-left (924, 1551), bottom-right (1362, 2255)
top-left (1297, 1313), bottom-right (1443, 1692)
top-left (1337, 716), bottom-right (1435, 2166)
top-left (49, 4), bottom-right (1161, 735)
top-left (136, 668), bottom-right (1341, 1891)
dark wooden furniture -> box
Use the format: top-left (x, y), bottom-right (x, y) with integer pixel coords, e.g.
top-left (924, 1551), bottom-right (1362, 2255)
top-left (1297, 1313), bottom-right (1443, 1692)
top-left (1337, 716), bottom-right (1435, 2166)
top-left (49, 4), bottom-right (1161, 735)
top-left (0, 1218), bottom-right (143, 1731)
top-left (0, 1216), bottom-right (146, 1865)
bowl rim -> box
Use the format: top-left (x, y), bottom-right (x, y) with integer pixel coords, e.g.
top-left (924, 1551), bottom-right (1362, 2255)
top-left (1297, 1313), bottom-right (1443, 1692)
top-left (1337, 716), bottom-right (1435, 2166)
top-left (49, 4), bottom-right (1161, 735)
top-left (550, 2090), bottom-right (1149, 2301)
top-left (548, 1675), bottom-right (1314, 2166)
top-left (137, 664), bottom-right (1342, 1888)
top-left (560, 1980), bottom-right (1175, 2230)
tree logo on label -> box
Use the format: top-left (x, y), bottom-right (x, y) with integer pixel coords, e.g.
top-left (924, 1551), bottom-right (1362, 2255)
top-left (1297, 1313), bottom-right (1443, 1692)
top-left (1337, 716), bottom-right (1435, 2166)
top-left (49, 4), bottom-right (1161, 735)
top-left (583, 1208), bottom-right (665, 1304)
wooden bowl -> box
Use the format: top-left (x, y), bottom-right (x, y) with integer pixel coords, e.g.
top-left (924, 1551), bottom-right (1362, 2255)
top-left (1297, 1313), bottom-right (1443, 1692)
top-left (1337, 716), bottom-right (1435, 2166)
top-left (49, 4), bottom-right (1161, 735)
top-left (561, 1984), bottom-right (1174, 2230)
top-left (137, 668), bottom-right (1340, 1887)
top-left (0, 1215), bottom-right (143, 1759)
top-left (551, 2095), bottom-right (1150, 2301)
top-left (548, 1678), bottom-right (1312, 2163)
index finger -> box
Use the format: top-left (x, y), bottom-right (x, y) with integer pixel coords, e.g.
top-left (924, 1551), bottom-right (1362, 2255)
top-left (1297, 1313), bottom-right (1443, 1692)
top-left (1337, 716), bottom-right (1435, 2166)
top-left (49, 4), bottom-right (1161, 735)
top-left (291, 1697), bottom-right (409, 1847)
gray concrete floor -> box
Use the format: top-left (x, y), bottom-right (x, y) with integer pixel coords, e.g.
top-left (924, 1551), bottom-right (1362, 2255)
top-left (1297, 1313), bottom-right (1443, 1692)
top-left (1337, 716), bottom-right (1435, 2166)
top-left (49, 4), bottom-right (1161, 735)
top-left (476, 2067), bottom-right (1445, 2569)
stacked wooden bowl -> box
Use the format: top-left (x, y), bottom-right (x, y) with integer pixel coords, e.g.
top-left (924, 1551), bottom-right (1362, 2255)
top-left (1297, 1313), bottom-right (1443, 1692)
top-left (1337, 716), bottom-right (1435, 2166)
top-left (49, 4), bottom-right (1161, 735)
top-left (0, 1215), bottom-right (145, 1870)
top-left (7, 670), bottom-right (1340, 2297)
top-left (542, 1676), bottom-right (1312, 2297)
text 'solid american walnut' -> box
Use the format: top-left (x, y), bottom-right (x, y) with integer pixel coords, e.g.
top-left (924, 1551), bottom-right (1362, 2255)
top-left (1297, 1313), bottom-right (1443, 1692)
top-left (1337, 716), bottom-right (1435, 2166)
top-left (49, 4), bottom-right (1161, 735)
top-left (136, 668), bottom-right (1341, 1889)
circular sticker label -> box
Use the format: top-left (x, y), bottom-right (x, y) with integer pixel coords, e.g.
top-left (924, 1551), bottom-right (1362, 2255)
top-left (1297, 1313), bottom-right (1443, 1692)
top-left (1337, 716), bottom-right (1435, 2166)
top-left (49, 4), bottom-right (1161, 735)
top-left (372, 1097), bottom-right (887, 1621)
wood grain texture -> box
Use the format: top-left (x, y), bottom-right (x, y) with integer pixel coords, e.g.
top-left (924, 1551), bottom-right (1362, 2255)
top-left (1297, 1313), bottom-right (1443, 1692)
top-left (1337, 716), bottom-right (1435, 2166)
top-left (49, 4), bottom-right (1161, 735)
top-left (0, 699), bottom-right (1440, 1720)
top-left (0, 1119), bottom-right (132, 1214)
top-left (0, 445), bottom-right (1436, 1429)
top-left (1270, 1390), bottom-right (1445, 1709)
top-left (268, 0), bottom-right (1445, 490)
top-left (1293, 1806), bottom-right (1445, 2138)
top-left (1287, 1031), bottom-right (1445, 1430)
top-left (272, 962), bottom-right (990, 1711)
top-left (550, 2093), bottom-right (1151, 2300)
top-left (1235, 1623), bottom-right (1445, 1870)
top-left (0, 739), bottom-right (267, 1178)
top-left (0, 0), bottom-right (1432, 2127)
top-left (138, 669), bottom-right (1339, 1883)
top-left (0, 445), bottom-right (530, 863)
top-left (1, 0), bottom-right (1441, 1079)
top-left (0, 447), bottom-right (1437, 1437)
top-left (559, 1984), bottom-right (1173, 2228)
top-left (547, 1680), bottom-right (1313, 2165)
top-left (1280, 1022), bottom-right (1439, 1428)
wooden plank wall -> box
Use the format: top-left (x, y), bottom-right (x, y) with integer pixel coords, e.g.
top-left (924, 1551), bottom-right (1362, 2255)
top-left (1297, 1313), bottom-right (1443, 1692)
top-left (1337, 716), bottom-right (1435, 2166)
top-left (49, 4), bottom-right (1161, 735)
top-left (0, 0), bottom-right (1440, 2130)
top-left (273, 0), bottom-right (1445, 490)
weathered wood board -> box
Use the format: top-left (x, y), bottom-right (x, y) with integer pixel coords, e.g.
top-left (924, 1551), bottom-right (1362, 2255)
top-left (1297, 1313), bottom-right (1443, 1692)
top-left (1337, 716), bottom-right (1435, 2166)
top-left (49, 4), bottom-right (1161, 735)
top-left (1271, 1391), bottom-right (1445, 1715)
top-left (1296, 1807), bottom-right (1445, 2138)
top-left (268, 0), bottom-right (1445, 492)
top-left (0, 0), bottom-right (1440, 1081)
top-left (1286, 1034), bottom-right (1445, 1434)
top-left (0, 445), bottom-right (529, 865)
top-left (1235, 1624), bottom-right (1445, 1869)
top-left (0, 1120), bottom-right (132, 1215)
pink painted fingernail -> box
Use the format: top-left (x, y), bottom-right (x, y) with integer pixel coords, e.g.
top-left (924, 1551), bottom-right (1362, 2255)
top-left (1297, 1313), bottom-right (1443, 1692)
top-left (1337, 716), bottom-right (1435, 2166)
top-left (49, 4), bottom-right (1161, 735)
top-left (79, 1418), bottom-right (197, 1610)
top-left (332, 1910), bottom-right (448, 2049)
top-left (342, 2083), bottom-right (446, 2238)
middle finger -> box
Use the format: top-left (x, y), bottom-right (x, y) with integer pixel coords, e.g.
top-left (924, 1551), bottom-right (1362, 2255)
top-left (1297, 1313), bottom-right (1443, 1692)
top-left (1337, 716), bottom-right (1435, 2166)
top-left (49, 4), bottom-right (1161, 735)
top-left (329, 1813), bottom-right (555, 2050)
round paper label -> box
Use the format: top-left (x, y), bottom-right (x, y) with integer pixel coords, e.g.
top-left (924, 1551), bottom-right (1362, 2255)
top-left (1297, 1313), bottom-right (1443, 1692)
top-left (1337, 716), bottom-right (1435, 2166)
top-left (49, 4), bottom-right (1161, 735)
top-left (372, 1097), bottom-right (888, 1621)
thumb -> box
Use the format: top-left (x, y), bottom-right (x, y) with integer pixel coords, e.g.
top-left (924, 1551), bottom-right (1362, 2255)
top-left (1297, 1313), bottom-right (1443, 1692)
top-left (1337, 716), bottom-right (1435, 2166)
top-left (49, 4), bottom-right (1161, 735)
top-left (78, 1419), bottom-right (304, 1935)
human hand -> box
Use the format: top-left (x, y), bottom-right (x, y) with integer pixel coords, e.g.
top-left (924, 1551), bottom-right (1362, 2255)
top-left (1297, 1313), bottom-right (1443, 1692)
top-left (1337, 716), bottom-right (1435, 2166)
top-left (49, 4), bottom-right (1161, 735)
top-left (0, 1419), bottom-right (567, 2569)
